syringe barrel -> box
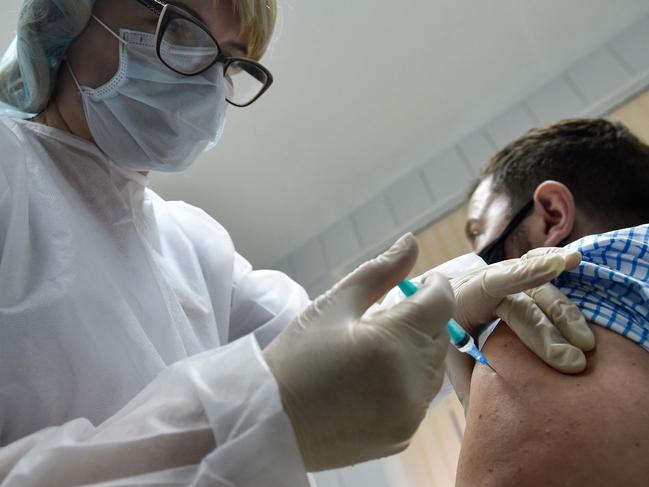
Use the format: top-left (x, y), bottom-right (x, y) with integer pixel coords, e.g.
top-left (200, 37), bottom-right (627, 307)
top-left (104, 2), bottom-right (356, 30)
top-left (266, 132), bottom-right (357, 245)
top-left (456, 334), bottom-right (477, 354)
top-left (447, 319), bottom-right (471, 348)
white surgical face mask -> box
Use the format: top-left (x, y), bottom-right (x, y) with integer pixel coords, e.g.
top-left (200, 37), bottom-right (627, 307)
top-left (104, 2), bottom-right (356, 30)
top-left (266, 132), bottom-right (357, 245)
top-left (68, 16), bottom-right (228, 172)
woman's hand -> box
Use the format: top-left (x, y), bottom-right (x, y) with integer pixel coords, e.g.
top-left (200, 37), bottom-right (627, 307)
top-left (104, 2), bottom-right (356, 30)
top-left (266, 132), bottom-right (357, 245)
top-left (264, 235), bottom-right (456, 471)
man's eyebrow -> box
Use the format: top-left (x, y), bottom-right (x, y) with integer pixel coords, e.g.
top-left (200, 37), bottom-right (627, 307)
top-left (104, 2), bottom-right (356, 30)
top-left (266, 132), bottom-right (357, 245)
top-left (464, 218), bottom-right (477, 240)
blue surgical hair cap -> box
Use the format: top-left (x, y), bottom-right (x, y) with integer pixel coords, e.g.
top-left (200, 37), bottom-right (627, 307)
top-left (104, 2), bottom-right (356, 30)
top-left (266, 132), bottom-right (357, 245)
top-left (0, 0), bottom-right (96, 117)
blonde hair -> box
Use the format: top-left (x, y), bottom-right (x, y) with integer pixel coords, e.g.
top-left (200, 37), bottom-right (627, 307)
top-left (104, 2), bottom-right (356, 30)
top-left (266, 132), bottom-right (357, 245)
top-left (220, 0), bottom-right (278, 61)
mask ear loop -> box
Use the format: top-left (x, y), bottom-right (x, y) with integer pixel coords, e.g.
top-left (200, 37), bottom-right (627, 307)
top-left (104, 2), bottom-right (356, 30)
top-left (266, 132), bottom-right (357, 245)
top-left (65, 15), bottom-right (128, 93)
top-left (66, 61), bottom-right (82, 92)
top-left (90, 15), bottom-right (128, 45)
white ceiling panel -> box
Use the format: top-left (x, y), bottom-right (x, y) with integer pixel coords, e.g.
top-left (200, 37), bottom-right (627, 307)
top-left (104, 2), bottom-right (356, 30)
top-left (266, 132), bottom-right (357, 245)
top-left (1, 0), bottom-right (648, 267)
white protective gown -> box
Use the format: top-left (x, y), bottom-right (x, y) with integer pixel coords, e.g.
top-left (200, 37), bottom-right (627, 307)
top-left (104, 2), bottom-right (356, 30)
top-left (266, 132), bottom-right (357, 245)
top-left (0, 117), bottom-right (311, 485)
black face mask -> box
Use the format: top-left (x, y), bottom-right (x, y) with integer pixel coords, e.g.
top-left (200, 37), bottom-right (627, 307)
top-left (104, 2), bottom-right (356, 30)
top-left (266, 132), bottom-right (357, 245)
top-left (478, 200), bottom-right (534, 265)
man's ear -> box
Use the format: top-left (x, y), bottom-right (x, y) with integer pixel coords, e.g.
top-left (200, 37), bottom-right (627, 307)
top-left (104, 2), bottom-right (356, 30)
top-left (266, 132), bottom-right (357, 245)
top-left (532, 181), bottom-right (576, 247)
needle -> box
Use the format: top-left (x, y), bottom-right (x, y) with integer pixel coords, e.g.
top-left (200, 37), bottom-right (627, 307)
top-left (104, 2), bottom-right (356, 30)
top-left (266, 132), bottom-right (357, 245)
top-left (398, 279), bottom-right (498, 373)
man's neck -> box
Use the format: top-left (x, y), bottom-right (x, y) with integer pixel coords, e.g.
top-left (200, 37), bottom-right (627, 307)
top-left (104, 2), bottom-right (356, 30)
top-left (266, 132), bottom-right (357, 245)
top-left (571, 212), bottom-right (625, 242)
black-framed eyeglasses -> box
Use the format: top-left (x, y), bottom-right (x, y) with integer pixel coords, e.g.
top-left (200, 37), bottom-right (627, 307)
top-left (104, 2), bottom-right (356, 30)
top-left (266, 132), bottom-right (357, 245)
top-left (136, 0), bottom-right (273, 107)
top-left (478, 200), bottom-right (534, 265)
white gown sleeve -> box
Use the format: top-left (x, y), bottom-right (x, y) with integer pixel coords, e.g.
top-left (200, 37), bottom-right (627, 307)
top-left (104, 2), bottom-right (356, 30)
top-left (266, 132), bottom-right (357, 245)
top-left (0, 336), bottom-right (309, 487)
top-left (229, 253), bottom-right (310, 348)
top-left (161, 200), bottom-right (310, 350)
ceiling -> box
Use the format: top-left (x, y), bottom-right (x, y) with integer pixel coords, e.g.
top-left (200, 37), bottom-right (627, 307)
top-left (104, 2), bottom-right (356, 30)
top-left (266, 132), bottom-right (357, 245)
top-left (2, 1), bottom-right (649, 267)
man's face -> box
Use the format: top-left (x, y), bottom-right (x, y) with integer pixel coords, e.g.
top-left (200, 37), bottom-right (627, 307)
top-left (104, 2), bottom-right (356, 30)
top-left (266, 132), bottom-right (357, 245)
top-left (466, 177), bottom-right (534, 259)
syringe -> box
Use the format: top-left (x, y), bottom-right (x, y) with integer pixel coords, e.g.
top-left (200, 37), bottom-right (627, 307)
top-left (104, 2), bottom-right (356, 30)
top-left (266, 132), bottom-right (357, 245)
top-left (398, 278), bottom-right (497, 372)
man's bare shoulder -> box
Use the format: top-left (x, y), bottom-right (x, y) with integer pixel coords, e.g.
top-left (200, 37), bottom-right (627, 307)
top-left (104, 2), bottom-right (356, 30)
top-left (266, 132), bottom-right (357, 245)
top-left (456, 324), bottom-right (649, 487)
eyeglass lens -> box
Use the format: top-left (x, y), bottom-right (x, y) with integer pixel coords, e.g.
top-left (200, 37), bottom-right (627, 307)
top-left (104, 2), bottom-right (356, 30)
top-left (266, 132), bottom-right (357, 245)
top-left (225, 61), bottom-right (269, 106)
top-left (158, 12), bottom-right (269, 106)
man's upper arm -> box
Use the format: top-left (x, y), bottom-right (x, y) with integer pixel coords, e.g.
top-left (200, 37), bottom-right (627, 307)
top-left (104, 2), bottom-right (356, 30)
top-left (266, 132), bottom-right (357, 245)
top-left (456, 324), bottom-right (649, 487)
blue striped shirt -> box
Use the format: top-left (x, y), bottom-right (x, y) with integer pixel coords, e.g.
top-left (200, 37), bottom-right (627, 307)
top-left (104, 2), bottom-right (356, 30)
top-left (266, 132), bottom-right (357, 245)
top-left (554, 224), bottom-right (649, 352)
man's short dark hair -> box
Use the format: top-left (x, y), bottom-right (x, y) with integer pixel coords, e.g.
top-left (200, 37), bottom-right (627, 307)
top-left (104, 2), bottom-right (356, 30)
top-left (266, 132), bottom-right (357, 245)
top-left (480, 117), bottom-right (649, 228)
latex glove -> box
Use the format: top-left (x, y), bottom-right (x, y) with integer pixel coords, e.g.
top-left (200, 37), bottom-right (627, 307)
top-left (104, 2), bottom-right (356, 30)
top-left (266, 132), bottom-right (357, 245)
top-left (263, 234), bottom-right (455, 472)
top-left (451, 247), bottom-right (595, 374)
